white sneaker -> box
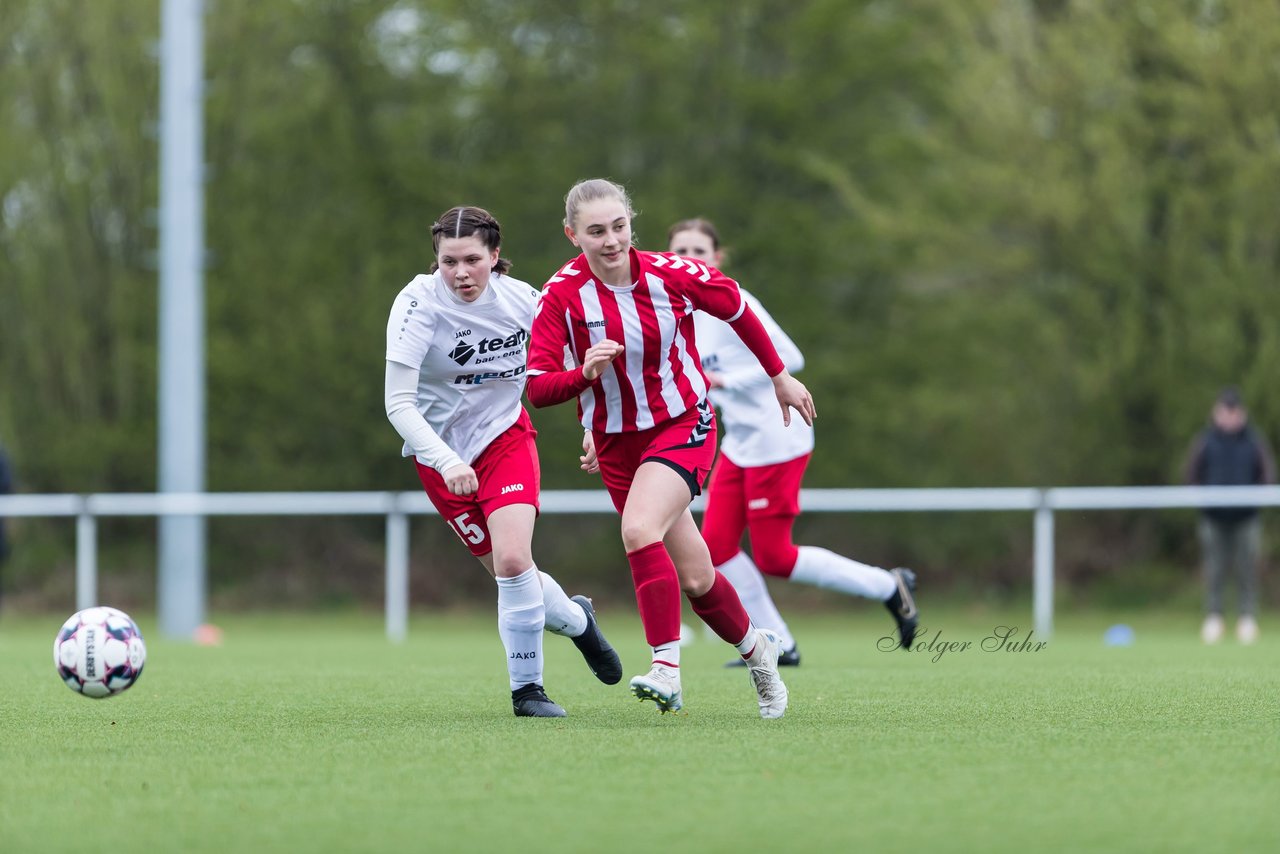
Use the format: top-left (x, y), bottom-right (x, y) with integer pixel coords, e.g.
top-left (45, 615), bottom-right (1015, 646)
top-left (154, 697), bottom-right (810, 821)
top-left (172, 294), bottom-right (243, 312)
top-left (629, 663), bottom-right (683, 713)
top-left (1201, 614), bottom-right (1225, 645)
top-left (1237, 616), bottom-right (1259, 646)
top-left (745, 629), bottom-right (788, 719)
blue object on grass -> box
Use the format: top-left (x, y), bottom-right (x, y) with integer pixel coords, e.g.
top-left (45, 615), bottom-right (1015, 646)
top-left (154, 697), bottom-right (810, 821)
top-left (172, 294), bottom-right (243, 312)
top-left (1104, 624), bottom-right (1135, 646)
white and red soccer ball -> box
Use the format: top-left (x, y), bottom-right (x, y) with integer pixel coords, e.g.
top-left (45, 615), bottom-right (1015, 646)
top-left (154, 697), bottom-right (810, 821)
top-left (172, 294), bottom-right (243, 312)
top-left (54, 607), bottom-right (147, 698)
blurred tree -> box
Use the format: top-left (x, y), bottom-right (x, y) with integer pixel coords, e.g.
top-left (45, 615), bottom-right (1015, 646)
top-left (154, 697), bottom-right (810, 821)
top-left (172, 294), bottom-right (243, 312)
top-left (3, 0), bottom-right (1279, 604)
top-left (0, 1), bottom-right (158, 491)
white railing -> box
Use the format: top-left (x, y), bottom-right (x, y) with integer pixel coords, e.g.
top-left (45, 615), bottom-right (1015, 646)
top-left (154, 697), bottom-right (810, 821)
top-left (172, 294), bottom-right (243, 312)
top-left (3, 485), bottom-right (1279, 641)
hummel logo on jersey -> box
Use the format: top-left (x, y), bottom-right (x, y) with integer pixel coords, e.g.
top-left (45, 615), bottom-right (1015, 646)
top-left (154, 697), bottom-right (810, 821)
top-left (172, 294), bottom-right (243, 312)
top-left (652, 253), bottom-right (712, 282)
top-left (672, 400), bottom-right (714, 449)
top-left (546, 262), bottom-right (581, 285)
top-left (576, 319), bottom-right (606, 330)
top-left (500, 483), bottom-right (525, 495)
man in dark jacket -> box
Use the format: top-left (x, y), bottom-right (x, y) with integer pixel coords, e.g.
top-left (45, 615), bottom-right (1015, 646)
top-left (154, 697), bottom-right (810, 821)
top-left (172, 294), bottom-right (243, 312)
top-left (1184, 387), bottom-right (1275, 645)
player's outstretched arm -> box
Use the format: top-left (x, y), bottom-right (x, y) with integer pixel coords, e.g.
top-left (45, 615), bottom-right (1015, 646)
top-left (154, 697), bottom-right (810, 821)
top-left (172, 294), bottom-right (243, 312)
top-left (723, 304), bottom-right (813, 425)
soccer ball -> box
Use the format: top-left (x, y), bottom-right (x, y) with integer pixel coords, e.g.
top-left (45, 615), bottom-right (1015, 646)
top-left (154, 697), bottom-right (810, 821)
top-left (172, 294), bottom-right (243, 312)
top-left (54, 606), bottom-right (147, 698)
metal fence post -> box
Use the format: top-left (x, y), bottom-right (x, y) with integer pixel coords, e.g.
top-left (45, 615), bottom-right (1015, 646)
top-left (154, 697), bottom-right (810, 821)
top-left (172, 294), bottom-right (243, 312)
top-left (75, 505), bottom-right (98, 611)
top-left (385, 498), bottom-right (409, 643)
top-left (1033, 492), bottom-right (1054, 640)
top-left (157, 0), bottom-right (208, 641)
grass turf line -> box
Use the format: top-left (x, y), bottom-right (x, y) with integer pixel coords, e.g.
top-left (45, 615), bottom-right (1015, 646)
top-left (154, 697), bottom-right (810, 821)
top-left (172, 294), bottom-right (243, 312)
top-left (1, 609), bottom-right (1276, 853)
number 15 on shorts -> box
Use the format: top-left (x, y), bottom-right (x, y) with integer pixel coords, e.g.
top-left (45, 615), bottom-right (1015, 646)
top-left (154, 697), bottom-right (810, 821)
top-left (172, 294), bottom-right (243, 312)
top-left (449, 512), bottom-right (487, 546)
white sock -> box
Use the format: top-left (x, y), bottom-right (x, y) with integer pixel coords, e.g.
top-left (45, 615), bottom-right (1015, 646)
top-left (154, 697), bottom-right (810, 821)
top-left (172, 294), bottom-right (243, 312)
top-left (538, 569), bottom-right (588, 637)
top-left (790, 546), bottom-right (896, 600)
top-left (653, 641), bottom-right (681, 668)
top-left (496, 567), bottom-right (545, 690)
top-left (717, 552), bottom-right (797, 651)
top-left (734, 623), bottom-right (758, 657)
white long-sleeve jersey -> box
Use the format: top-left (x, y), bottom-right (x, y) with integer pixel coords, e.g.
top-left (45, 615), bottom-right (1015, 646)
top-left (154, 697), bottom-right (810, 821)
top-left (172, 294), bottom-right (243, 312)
top-left (384, 271), bottom-right (540, 473)
top-left (693, 288), bottom-right (814, 467)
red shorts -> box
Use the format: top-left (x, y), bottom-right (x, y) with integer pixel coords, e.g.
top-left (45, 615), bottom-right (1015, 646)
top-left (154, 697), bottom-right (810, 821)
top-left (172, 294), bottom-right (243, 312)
top-left (593, 401), bottom-right (718, 514)
top-left (414, 409), bottom-right (540, 557)
top-left (707, 452), bottom-right (810, 520)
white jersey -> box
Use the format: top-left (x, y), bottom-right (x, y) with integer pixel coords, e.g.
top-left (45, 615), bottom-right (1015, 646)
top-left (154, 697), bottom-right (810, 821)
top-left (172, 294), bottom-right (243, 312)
top-left (385, 271), bottom-right (540, 467)
top-left (693, 288), bottom-right (814, 467)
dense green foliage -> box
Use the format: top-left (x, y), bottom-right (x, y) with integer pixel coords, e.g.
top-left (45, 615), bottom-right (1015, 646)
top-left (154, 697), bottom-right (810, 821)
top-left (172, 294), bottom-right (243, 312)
top-left (2, 610), bottom-right (1277, 851)
top-left (2, 1), bottom-right (1278, 601)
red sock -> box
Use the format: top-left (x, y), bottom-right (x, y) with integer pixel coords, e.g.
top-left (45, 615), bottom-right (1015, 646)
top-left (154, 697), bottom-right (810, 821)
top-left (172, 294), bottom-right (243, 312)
top-left (627, 542), bottom-right (682, 647)
top-left (688, 570), bottom-right (751, 645)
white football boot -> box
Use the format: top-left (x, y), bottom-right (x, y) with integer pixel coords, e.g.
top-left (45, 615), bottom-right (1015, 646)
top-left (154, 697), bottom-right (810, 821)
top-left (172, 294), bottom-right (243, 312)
top-left (1201, 614), bottom-right (1225, 645)
top-left (1237, 616), bottom-right (1259, 645)
top-left (745, 629), bottom-right (789, 719)
top-left (629, 663), bottom-right (683, 713)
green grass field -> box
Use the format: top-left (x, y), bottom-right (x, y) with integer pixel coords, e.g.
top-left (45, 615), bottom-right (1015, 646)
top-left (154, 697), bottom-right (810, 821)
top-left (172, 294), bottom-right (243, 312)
top-left (2, 607), bottom-right (1276, 853)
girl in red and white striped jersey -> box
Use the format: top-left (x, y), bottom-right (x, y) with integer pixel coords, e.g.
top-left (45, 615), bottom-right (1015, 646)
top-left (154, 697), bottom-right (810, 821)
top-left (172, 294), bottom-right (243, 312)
top-left (667, 219), bottom-right (919, 663)
top-left (526, 179), bottom-right (814, 718)
top-left (384, 206), bottom-right (622, 719)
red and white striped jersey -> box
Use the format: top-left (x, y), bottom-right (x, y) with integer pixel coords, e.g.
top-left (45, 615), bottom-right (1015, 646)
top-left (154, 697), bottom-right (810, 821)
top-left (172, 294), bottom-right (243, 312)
top-left (527, 249), bottom-right (747, 433)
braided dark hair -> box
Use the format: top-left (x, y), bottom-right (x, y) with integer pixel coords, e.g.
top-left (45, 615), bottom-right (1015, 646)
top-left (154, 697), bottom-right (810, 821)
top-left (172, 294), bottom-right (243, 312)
top-left (429, 206), bottom-right (512, 275)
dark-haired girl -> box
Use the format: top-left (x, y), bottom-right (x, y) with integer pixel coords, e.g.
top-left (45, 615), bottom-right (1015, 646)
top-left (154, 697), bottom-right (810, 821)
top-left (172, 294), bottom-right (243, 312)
top-left (384, 206), bottom-right (622, 718)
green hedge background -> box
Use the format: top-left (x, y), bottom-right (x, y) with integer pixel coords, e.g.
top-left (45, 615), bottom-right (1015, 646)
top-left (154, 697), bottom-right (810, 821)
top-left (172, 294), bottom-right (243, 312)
top-left (3, 0), bottom-right (1278, 610)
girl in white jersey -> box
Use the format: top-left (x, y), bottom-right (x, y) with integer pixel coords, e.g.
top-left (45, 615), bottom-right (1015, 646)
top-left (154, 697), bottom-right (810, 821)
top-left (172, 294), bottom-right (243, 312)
top-left (527, 179), bottom-right (816, 719)
top-left (666, 219), bottom-right (919, 661)
top-left (384, 206), bottom-right (622, 718)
